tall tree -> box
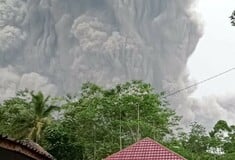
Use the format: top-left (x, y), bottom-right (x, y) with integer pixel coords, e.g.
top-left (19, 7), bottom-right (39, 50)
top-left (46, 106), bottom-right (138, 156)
top-left (0, 90), bottom-right (60, 143)
top-left (168, 122), bottom-right (223, 160)
top-left (42, 122), bottom-right (84, 160)
top-left (27, 91), bottom-right (60, 142)
top-left (0, 96), bottom-right (31, 138)
top-left (59, 81), bottom-right (180, 160)
top-left (186, 122), bottom-right (209, 154)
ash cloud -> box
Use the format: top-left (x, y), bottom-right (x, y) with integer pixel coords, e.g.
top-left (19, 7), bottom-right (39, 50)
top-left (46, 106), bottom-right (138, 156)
top-left (3, 0), bottom-right (232, 127)
top-left (190, 93), bottom-right (235, 129)
top-left (0, 66), bottom-right (57, 101)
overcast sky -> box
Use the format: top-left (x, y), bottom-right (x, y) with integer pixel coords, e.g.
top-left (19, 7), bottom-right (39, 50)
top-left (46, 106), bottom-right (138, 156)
top-left (188, 0), bottom-right (235, 98)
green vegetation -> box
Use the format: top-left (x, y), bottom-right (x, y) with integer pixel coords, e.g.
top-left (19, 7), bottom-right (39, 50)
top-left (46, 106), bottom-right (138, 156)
top-left (0, 81), bottom-right (235, 159)
top-left (0, 90), bottom-right (59, 142)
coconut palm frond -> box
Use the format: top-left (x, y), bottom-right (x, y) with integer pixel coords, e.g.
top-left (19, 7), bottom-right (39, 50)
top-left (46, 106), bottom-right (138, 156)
top-left (43, 105), bottom-right (60, 117)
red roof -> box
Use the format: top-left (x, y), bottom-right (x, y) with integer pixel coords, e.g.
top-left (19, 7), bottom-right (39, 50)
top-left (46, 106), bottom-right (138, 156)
top-left (105, 137), bottom-right (186, 160)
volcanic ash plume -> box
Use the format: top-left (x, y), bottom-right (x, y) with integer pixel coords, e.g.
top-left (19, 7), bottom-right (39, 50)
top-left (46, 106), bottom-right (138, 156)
top-left (0, 0), bottom-right (203, 123)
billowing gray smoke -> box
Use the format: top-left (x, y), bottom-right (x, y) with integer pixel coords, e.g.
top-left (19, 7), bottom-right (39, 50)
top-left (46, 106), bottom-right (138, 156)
top-left (0, 0), bottom-right (202, 123)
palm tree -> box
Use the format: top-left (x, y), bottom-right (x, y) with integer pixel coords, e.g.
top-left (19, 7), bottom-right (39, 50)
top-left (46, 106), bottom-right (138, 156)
top-left (26, 91), bottom-right (60, 143)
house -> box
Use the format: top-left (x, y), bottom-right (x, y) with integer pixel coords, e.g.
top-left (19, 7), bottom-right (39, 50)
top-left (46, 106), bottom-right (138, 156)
top-left (0, 135), bottom-right (55, 160)
top-left (105, 137), bottom-right (186, 160)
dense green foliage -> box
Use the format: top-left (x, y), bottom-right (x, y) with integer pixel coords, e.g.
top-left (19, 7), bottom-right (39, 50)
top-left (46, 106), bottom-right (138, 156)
top-left (57, 81), bottom-right (180, 159)
top-left (1, 81), bottom-right (235, 160)
top-left (0, 90), bottom-right (60, 142)
top-left (167, 120), bottom-right (235, 160)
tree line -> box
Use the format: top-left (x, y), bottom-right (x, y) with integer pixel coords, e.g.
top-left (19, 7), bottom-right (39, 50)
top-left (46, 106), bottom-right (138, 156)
top-left (0, 81), bottom-right (235, 160)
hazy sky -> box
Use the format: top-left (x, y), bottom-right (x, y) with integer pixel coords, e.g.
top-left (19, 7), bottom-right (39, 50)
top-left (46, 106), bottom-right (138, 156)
top-left (188, 0), bottom-right (235, 97)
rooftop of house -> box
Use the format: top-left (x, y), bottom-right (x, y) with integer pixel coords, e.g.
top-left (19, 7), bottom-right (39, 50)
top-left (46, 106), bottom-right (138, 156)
top-left (0, 135), bottom-right (55, 160)
top-left (105, 137), bottom-right (186, 160)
